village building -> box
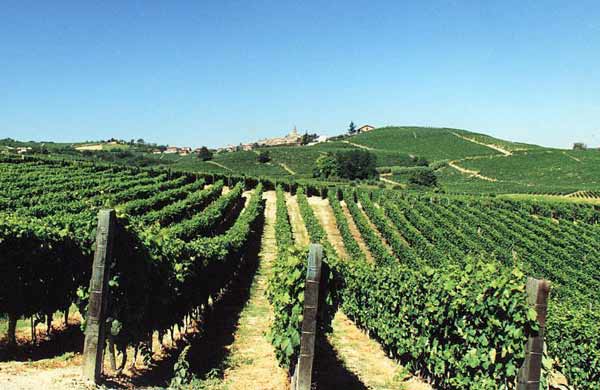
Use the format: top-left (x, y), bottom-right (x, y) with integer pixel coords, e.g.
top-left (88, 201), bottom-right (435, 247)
top-left (258, 127), bottom-right (302, 147)
top-left (164, 146), bottom-right (179, 154)
top-left (307, 135), bottom-right (329, 146)
top-left (16, 147), bottom-right (32, 154)
top-left (356, 124), bottom-right (375, 133)
top-left (179, 147), bottom-right (192, 156)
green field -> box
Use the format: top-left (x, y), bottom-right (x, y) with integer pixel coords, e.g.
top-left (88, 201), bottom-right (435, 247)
top-left (347, 127), bottom-right (503, 160)
top-left (443, 149), bottom-right (600, 194)
top-left (5, 127), bottom-right (600, 197)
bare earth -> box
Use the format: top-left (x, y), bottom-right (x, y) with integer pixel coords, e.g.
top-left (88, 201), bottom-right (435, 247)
top-left (309, 196), bottom-right (431, 390)
top-left (339, 200), bottom-right (374, 262)
top-left (219, 191), bottom-right (289, 390)
top-left (0, 357), bottom-right (92, 390)
top-left (285, 194), bottom-right (310, 247)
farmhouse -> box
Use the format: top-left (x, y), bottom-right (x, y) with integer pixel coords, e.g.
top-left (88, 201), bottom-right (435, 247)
top-left (356, 124), bottom-right (375, 133)
top-left (307, 135), bottom-right (329, 146)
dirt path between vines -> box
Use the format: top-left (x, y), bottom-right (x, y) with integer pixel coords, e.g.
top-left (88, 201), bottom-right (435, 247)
top-left (309, 198), bottom-right (431, 390)
top-left (448, 161), bottom-right (498, 182)
top-left (219, 190), bottom-right (288, 390)
top-left (207, 160), bottom-right (233, 171)
top-left (341, 140), bottom-right (376, 151)
top-left (450, 131), bottom-right (512, 156)
top-left (562, 152), bottom-right (581, 162)
top-left (286, 194), bottom-right (310, 247)
top-left (307, 196), bottom-right (348, 258)
top-left (379, 174), bottom-right (405, 188)
top-left (0, 361), bottom-right (93, 390)
top-left (279, 163), bottom-right (296, 175)
top-left (357, 202), bottom-right (396, 256)
top-left (339, 200), bottom-right (374, 262)
top-left (329, 312), bottom-right (431, 390)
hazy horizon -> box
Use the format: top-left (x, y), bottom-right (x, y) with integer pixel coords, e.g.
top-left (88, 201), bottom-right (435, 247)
top-left (1, 1), bottom-right (598, 149)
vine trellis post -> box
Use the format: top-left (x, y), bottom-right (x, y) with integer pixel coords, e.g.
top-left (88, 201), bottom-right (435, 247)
top-left (82, 209), bottom-right (116, 383)
top-left (517, 277), bottom-right (551, 390)
top-left (291, 244), bottom-right (323, 390)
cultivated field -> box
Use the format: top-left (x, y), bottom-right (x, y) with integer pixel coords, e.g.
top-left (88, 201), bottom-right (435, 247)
top-left (0, 154), bottom-right (598, 389)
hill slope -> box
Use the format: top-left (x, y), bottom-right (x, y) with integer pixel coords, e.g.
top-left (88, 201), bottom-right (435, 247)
top-left (346, 126), bottom-right (534, 161)
top-left (6, 126), bottom-right (600, 196)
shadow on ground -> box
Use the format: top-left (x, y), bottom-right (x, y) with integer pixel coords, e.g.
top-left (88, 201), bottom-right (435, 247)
top-left (313, 334), bottom-right (368, 390)
top-left (185, 218), bottom-right (262, 379)
top-left (0, 323), bottom-right (84, 362)
top-left (102, 202), bottom-right (264, 388)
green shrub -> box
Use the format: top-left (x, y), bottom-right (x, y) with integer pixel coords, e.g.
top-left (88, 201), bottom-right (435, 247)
top-left (409, 169), bottom-right (437, 187)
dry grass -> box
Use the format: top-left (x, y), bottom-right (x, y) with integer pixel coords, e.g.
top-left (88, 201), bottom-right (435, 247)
top-left (330, 313), bottom-right (431, 390)
top-left (285, 194), bottom-right (310, 247)
top-left (308, 199), bottom-right (431, 390)
top-left (219, 191), bottom-right (288, 390)
top-left (339, 201), bottom-right (374, 262)
top-left (357, 202), bottom-right (397, 256)
top-left (307, 196), bottom-right (348, 258)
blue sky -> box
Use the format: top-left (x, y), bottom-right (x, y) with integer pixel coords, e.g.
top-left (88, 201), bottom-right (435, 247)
top-left (1, 1), bottom-right (598, 148)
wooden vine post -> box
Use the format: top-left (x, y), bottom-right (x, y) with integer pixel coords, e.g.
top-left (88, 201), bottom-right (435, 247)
top-left (517, 277), bottom-right (551, 390)
top-left (292, 244), bottom-right (323, 390)
top-left (82, 209), bottom-right (116, 383)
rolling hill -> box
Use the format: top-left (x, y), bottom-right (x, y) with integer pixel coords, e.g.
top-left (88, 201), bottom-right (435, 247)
top-left (4, 126), bottom-right (599, 196)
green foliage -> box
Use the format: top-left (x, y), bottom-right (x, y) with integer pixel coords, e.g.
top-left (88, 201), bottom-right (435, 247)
top-left (196, 146), bottom-right (213, 161)
top-left (335, 150), bottom-right (378, 180)
top-left (336, 259), bottom-right (536, 389)
top-left (348, 121), bottom-right (356, 135)
top-left (268, 186), bottom-right (340, 372)
top-left (546, 303), bottom-right (600, 387)
top-left (313, 154), bottom-right (338, 179)
top-left (170, 345), bottom-right (194, 387)
top-left (349, 127), bottom-right (505, 161)
top-left (268, 245), bottom-right (307, 371)
top-left (257, 150), bottom-right (271, 163)
top-left (439, 149), bottom-right (600, 194)
top-left (327, 189), bottom-right (365, 261)
top-left (408, 168), bottom-right (437, 187)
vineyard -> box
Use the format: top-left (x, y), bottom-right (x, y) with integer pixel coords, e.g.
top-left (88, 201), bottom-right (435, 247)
top-left (0, 155), bottom-right (599, 389)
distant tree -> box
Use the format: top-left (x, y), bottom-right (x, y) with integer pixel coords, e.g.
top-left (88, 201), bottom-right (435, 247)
top-left (414, 156), bottom-right (429, 166)
top-left (196, 146), bottom-right (213, 161)
top-left (301, 132), bottom-right (310, 145)
top-left (348, 121), bottom-right (356, 135)
top-left (335, 150), bottom-right (377, 180)
top-left (301, 132), bottom-right (319, 145)
top-left (137, 138), bottom-right (145, 145)
top-left (573, 142), bottom-right (587, 151)
top-left (257, 150), bottom-right (271, 163)
top-left (313, 154), bottom-right (338, 178)
top-left (408, 169), bottom-right (437, 187)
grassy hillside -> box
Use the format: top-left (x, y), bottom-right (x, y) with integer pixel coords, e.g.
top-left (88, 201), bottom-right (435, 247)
top-left (446, 149), bottom-right (600, 194)
top-left (450, 129), bottom-right (543, 152)
top-left (168, 142), bottom-right (421, 178)
top-left (346, 127), bottom-right (506, 160)
top-left (7, 127), bottom-right (599, 197)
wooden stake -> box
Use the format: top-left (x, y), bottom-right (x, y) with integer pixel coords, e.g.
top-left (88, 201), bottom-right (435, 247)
top-left (293, 244), bottom-right (323, 390)
top-left (82, 209), bottom-right (116, 383)
top-left (517, 277), bottom-right (551, 390)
